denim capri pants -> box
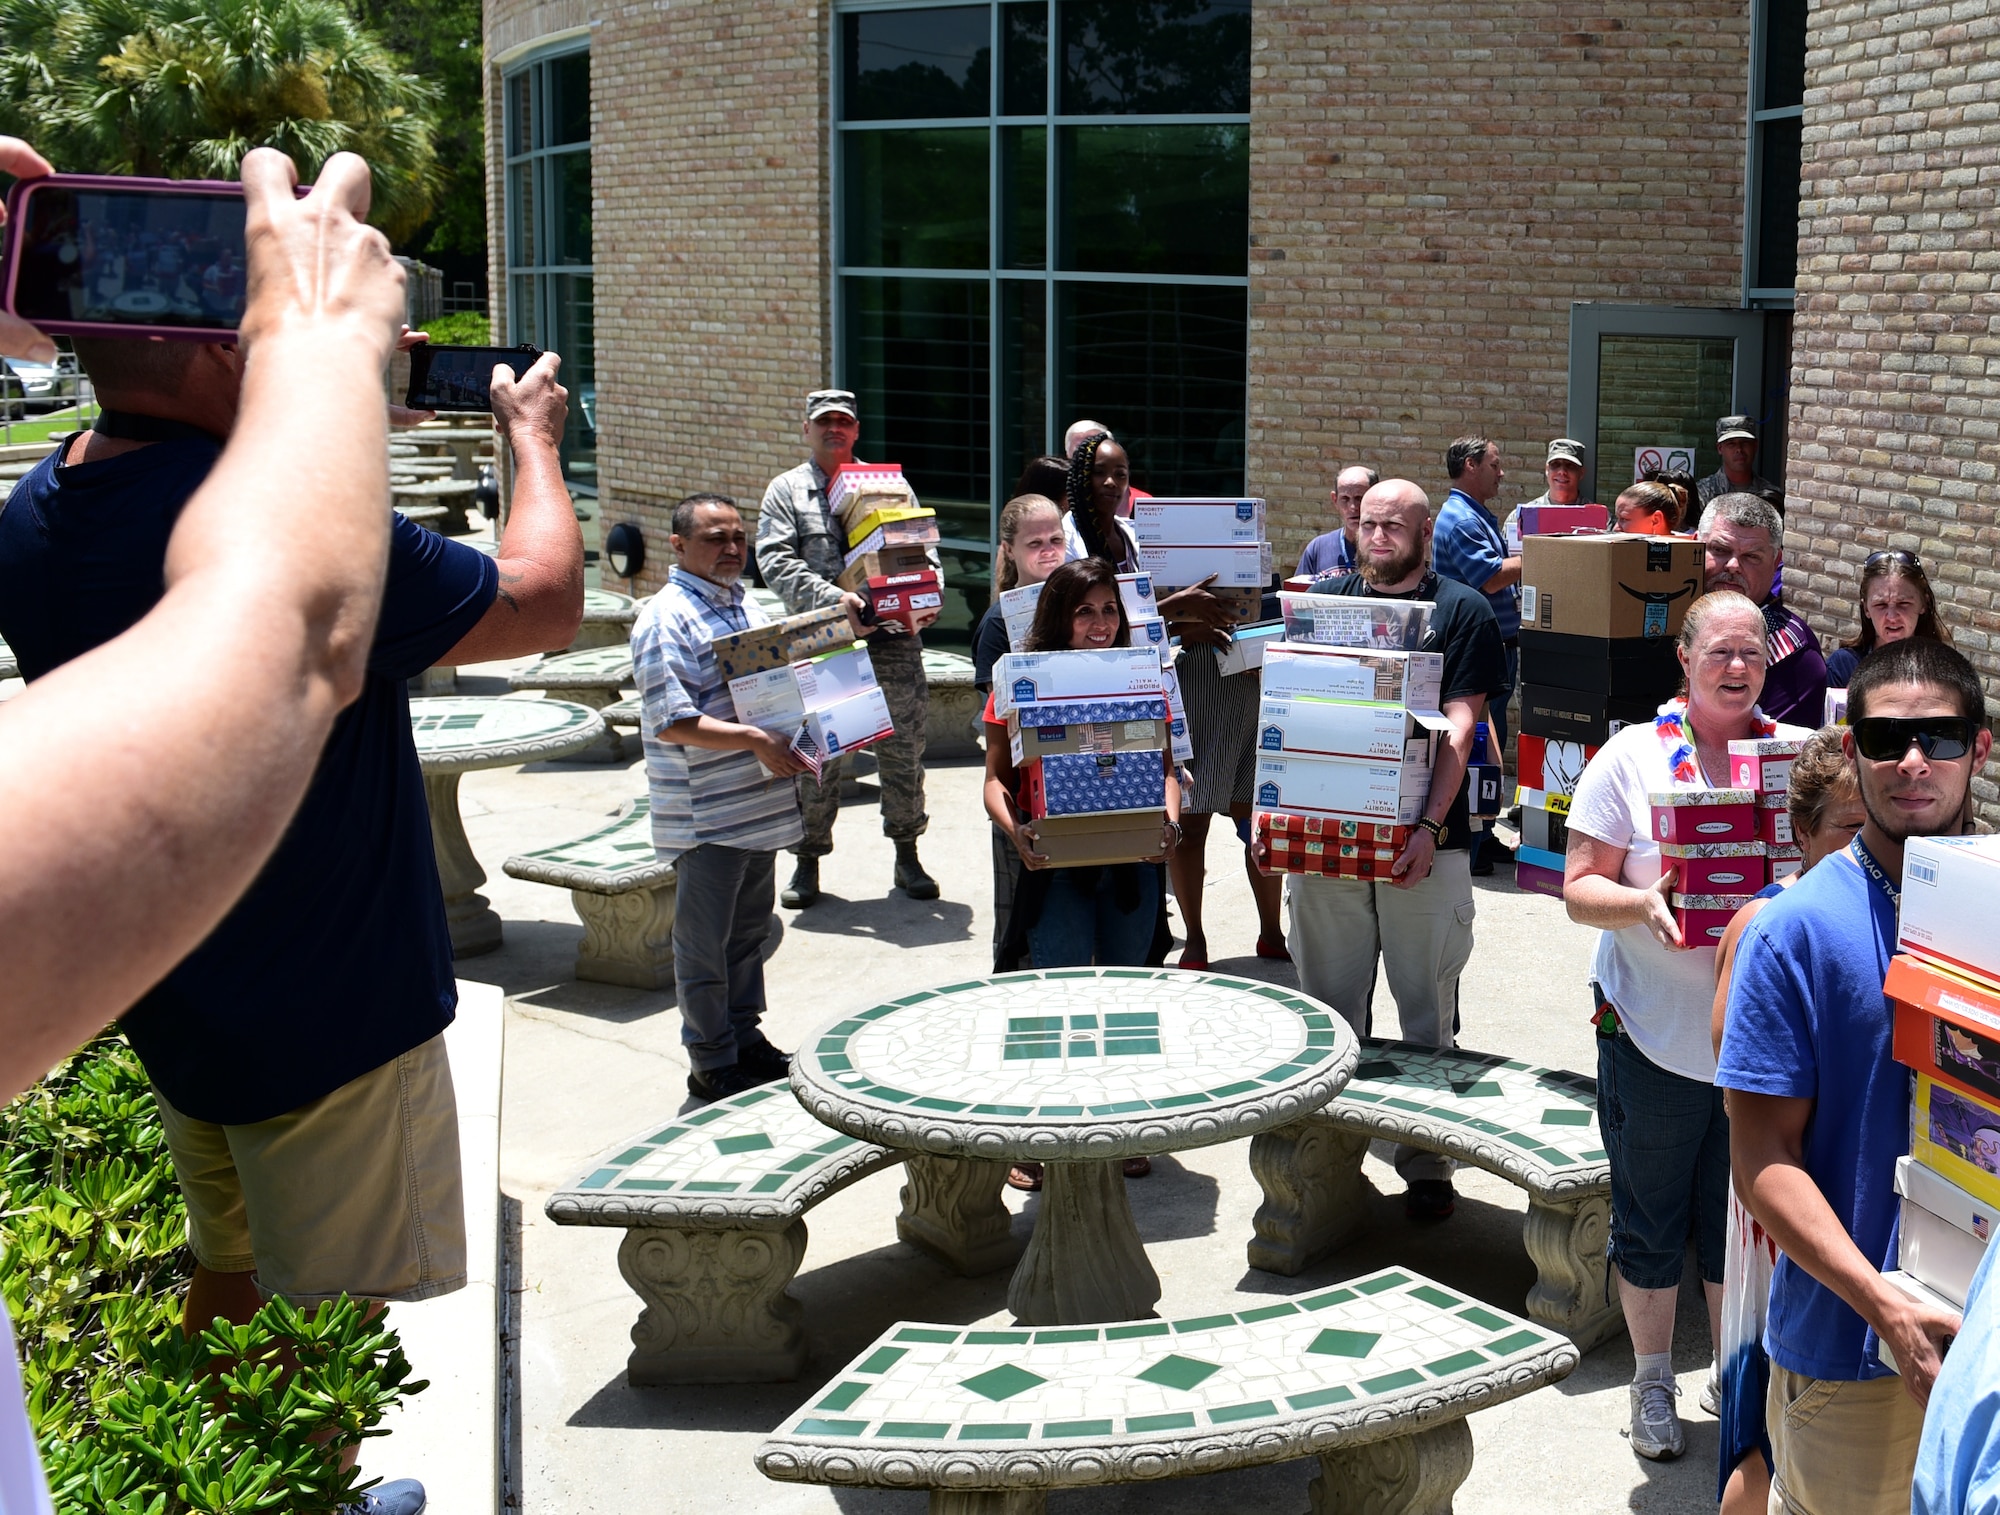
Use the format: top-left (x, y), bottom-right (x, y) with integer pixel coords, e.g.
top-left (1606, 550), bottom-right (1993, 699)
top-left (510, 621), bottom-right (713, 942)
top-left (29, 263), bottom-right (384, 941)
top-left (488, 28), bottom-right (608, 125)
top-left (1595, 1006), bottom-right (1730, 1290)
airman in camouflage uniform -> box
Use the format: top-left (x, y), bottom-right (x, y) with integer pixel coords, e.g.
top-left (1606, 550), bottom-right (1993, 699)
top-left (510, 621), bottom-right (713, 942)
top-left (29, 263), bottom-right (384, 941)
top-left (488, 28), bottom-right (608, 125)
top-left (755, 389), bottom-right (940, 906)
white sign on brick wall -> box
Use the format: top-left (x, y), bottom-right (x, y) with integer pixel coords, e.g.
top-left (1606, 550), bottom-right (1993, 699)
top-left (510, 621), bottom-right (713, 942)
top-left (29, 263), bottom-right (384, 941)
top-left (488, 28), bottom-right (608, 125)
top-left (1633, 445), bottom-right (1697, 483)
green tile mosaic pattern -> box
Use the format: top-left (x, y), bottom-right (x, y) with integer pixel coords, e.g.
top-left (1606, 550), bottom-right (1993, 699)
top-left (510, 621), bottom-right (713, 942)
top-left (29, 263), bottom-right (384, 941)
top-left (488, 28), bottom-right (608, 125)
top-left (1335, 1043), bottom-right (1603, 1172)
top-left (508, 799), bottom-right (658, 877)
top-left (767, 1269), bottom-right (1560, 1446)
top-left (568, 1085), bottom-right (873, 1201)
top-left (409, 694), bottom-right (600, 758)
top-left (800, 970), bottom-right (1342, 1118)
top-left (514, 644), bottom-right (636, 687)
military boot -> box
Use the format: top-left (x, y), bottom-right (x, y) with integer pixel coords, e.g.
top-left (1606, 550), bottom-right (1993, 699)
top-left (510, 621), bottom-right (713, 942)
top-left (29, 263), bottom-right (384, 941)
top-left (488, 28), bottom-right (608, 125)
top-left (781, 856), bottom-right (820, 908)
top-left (893, 840), bottom-right (939, 901)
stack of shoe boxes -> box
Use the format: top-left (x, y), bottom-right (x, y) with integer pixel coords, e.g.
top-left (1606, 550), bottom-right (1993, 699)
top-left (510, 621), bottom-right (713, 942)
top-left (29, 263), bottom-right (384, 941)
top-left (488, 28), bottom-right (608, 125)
top-left (827, 463), bottom-right (943, 616)
top-left (730, 641), bottom-right (895, 777)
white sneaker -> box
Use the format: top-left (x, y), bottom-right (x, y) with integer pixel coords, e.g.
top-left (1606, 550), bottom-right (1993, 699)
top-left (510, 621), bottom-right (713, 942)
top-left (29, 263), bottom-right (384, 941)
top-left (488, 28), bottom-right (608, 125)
top-left (1629, 1377), bottom-right (1686, 1460)
top-left (1699, 1366), bottom-right (1722, 1416)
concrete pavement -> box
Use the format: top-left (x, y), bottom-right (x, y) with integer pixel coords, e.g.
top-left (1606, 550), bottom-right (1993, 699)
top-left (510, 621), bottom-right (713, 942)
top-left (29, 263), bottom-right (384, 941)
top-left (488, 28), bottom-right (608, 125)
top-left (435, 659), bottom-right (1724, 1514)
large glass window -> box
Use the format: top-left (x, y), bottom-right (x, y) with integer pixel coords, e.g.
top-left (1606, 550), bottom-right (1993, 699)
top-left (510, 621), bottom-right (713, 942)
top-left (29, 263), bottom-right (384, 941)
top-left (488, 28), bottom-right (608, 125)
top-left (836, 0), bottom-right (1251, 643)
top-left (503, 46), bottom-right (595, 490)
top-left (1745, 0), bottom-right (1805, 303)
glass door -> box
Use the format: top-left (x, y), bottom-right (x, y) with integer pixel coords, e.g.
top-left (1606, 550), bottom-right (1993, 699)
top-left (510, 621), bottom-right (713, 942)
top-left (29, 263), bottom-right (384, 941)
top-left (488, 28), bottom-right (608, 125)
top-left (1567, 305), bottom-right (1770, 506)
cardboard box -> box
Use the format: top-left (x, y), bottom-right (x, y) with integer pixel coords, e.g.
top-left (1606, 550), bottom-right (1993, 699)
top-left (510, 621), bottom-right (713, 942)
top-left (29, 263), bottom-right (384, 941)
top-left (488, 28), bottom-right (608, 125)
top-left (1023, 748), bottom-right (1168, 818)
top-left (844, 515), bottom-right (942, 563)
top-left (866, 570), bottom-right (942, 632)
top-left (1521, 684), bottom-right (1660, 746)
top-left (1516, 733), bottom-right (1598, 797)
top-left (1206, 583), bottom-right (1268, 624)
top-left (1515, 855), bottom-right (1567, 899)
top-left (1520, 533), bottom-right (1705, 640)
top-left (1279, 593), bottom-right (1433, 652)
top-left (1875, 1269), bottom-right (1962, 1373)
top-left (827, 463), bottom-right (913, 526)
top-left (1888, 955), bottom-right (2000, 1107)
top-left (1900, 836), bottom-right (2000, 988)
top-left (1000, 582), bottom-right (1044, 649)
top-left (1010, 714), bottom-right (1169, 766)
top-left (1215, 620), bottom-right (1286, 676)
top-left (1136, 541), bottom-right (1272, 588)
top-left (1256, 695), bottom-right (1453, 762)
top-left (1515, 503), bottom-right (1610, 538)
top-left (1032, 809), bottom-right (1166, 867)
top-left (994, 647), bottom-right (1165, 715)
top-left (1253, 749), bottom-right (1434, 825)
top-left (1897, 1155), bottom-right (1993, 1308)
top-left (712, 605), bottom-right (857, 682)
top-left (1661, 840), bottom-right (1768, 894)
top-left (1518, 629), bottom-right (1682, 699)
top-left (730, 643), bottom-right (879, 730)
top-left (1911, 1072), bottom-right (2000, 1212)
top-left (836, 543), bottom-right (934, 592)
top-left (1261, 646), bottom-right (1445, 710)
top-left (1671, 892), bottom-right (1755, 947)
top-left (1758, 803), bottom-right (1795, 847)
top-left (1128, 616), bottom-right (1172, 658)
top-left (797, 684), bottom-right (895, 765)
top-left (845, 504), bottom-right (936, 548)
top-left (1522, 799), bottom-right (1570, 855)
top-left (1651, 790), bottom-right (1758, 845)
top-left (1728, 738), bottom-right (1806, 795)
top-left (1130, 497), bottom-right (1267, 543)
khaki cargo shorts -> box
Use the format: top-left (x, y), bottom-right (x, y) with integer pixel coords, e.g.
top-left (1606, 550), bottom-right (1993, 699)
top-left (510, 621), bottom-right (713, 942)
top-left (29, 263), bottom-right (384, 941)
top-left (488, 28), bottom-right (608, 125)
top-left (154, 1033), bottom-right (466, 1305)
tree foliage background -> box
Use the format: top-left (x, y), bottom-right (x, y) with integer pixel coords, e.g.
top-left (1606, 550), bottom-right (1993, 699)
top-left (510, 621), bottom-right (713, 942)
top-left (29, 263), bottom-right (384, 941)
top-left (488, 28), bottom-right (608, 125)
top-left (0, 0), bottom-right (483, 255)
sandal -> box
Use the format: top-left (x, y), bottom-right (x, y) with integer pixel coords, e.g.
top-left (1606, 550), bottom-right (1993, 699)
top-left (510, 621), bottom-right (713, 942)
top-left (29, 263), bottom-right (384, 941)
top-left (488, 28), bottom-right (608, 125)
top-left (1006, 1163), bottom-right (1044, 1192)
top-left (1255, 934), bottom-right (1293, 962)
top-left (1178, 951), bottom-right (1210, 971)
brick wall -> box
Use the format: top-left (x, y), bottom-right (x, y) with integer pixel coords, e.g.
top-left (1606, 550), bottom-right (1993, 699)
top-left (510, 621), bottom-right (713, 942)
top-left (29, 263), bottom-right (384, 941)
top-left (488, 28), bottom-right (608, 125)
top-left (1245, 2), bottom-right (1752, 563)
top-left (1784, 0), bottom-right (2000, 811)
top-left (484, 0), bottom-right (830, 595)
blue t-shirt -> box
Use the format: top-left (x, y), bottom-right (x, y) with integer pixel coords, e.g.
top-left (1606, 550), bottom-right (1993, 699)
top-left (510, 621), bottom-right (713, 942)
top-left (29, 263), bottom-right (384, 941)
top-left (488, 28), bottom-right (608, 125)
top-left (1432, 487), bottom-right (1520, 640)
top-left (1824, 645), bottom-right (1860, 688)
top-left (0, 436), bottom-right (498, 1124)
top-left (1295, 529), bottom-right (1353, 578)
top-left (1716, 850), bottom-right (1905, 1381)
top-left (1914, 1236), bottom-right (2000, 1515)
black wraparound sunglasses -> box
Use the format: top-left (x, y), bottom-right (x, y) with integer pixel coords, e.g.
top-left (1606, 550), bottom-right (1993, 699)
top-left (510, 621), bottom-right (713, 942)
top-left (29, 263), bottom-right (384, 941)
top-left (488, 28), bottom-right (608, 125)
top-left (1851, 715), bottom-right (1977, 763)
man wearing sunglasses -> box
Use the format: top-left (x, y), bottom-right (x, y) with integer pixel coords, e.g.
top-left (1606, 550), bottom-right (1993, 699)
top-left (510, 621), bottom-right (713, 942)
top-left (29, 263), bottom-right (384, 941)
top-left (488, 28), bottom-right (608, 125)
top-left (1718, 638), bottom-right (1991, 1515)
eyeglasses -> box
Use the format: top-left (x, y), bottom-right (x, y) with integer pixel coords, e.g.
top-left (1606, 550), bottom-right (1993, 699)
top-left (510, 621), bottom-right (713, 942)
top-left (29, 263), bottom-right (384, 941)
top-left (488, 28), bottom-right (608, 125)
top-left (1851, 715), bottom-right (1977, 763)
top-left (1864, 549), bottom-right (1921, 571)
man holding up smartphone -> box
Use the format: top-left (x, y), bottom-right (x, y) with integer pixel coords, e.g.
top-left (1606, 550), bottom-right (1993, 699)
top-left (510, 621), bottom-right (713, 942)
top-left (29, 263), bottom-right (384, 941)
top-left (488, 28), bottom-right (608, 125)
top-left (0, 159), bottom-right (585, 1515)
top-left (756, 388), bottom-right (942, 908)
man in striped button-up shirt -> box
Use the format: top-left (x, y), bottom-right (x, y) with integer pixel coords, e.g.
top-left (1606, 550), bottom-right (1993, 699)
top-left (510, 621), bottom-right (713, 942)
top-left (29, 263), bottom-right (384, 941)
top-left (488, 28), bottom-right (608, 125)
top-left (632, 492), bottom-right (818, 1103)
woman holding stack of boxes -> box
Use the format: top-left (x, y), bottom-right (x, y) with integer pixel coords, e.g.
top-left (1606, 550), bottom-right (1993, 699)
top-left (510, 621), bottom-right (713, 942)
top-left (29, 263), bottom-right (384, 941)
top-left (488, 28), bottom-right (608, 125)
top-left (1562, 589), bottom-right (1813, 1465)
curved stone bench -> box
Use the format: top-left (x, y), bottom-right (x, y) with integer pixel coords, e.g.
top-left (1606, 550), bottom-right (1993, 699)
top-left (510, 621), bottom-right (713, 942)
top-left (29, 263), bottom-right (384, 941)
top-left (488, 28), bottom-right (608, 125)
top-left (1247, 1041), bottom-right (1621, 1351)
top-left (921, 647), bottom-right (983, 759)
top-left (600, 694), bottom-right (642, 731)
top-left (503, 798), bottom-right (675, 989)
top-left (547, 1083), bottom-right (1016, 1384)
top-left (508, 646), bottom-right (636, 760)
top-left (756, 1265), bottom-right (1578, 1513)
top-left (392, 477), bottom-right (478, 535)
top-left (571, 587), bottom-right (639, 651)
top-left (395, 502), bottom-right (448, 531)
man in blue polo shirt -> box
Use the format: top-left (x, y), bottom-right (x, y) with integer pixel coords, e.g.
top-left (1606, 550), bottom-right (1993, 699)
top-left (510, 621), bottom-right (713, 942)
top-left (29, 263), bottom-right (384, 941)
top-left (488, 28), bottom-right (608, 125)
top-left (1431, 434), bottom-right (1519, 874)
top-left (1720, 639), bottom-right (1990, 1515)
top-left (0, 324), bottom-right (582, 1508)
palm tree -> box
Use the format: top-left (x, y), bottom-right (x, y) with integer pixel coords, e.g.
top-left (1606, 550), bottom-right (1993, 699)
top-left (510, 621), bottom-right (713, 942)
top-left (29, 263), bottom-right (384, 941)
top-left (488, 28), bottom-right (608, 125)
top-left (0, 0), bottom-right (443, 244)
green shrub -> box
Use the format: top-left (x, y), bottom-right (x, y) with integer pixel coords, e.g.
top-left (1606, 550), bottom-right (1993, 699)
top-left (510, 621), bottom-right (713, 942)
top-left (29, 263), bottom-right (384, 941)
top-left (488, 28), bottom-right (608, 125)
top-left (1, 1038), bottom-right (424, 1514)
top-left (420, 311), bottom-right (491, 345)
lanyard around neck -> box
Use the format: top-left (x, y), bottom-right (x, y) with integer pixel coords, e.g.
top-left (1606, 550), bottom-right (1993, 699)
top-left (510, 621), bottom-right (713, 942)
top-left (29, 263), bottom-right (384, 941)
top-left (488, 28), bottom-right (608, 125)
top-left (1850, 834), bottom-right (1901, 907)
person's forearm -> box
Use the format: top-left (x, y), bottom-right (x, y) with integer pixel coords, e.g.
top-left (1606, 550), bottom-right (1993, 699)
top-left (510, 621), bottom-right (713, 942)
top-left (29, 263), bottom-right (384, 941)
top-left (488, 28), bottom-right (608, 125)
top-left (1480, 559), bottom-right (1522, 593)
top-left (489, 427), bottom-right (585, 642)
top-left (1564, 871), bottom-right (1656, 930)
top-left (1739, 1150), bottom-right (1905, 1333)
top-left (1427, 724), bottom-right (1474, 832)
top-left (663, 712), bottom-right (770, 753)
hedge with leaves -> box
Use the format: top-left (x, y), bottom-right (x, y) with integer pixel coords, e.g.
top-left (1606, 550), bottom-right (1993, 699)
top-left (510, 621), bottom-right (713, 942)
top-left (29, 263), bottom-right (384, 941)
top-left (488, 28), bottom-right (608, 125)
top-left (1, 1037), bottom-right (424, 1515)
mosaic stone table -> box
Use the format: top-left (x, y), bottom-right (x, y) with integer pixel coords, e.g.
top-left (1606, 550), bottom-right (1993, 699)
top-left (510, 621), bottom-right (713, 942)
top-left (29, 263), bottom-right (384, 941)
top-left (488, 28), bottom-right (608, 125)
top-left (506, 644), bottom-right (637, 761)
top-left (757, 1265), bottom-right (1579, 1513)
top-left (792, 969), bottom-right (1359, 1326)
top-left (571, 586), bottom-right (638, 651)
top-left (406, 424), bottom-right (496, 479)
top-left (411, 696), bottom-right (606, 956)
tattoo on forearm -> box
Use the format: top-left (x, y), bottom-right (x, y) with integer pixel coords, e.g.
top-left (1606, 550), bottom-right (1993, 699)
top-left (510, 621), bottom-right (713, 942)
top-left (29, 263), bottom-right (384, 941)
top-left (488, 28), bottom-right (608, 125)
top-left (496, 567), bottom-right (524, 615)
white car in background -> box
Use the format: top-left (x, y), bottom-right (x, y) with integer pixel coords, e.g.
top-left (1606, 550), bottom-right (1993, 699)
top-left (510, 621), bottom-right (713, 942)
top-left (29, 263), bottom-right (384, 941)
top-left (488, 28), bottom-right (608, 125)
top-left (1, 353), bottom-right (76, 417)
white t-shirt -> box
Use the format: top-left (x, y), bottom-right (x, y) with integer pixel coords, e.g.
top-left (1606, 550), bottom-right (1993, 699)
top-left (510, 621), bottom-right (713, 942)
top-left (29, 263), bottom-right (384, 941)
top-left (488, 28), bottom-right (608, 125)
top-left (1062, 512), bottom-right (1139, 571)
top-left (1566, 716), bottom-right (1809, 1082)
top-left (0, 1303), bottom-right (52, 1515)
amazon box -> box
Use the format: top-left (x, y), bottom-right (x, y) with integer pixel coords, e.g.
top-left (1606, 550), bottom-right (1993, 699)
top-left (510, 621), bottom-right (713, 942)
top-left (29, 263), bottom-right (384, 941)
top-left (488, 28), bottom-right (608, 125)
top-left (1279, 593), bottom-right (1433, 652)
top-left (836, 543), bottom-right (933, 592)
top-left (1520, 533), bottom-right (1705, 640)
top-left (1521, 684), bottom-right (1660, 746)
top-left (1670, 892), bottom-right (1756, 948)
top-left (1661, 840), bottom-right (1768, 894)
top-left (1518, 630), bottom-right (1682, 699)
top-left (1651, 789), bottom-right (1758, 845)
top-left (712, 605), bottom-right (856, 682)
top-left (1034, 809), bottom-right (1166, 867)
top-left (1261, 646), bottom-right (1445, 710)
top-left (1131, 497), bottom-right (1267, 544)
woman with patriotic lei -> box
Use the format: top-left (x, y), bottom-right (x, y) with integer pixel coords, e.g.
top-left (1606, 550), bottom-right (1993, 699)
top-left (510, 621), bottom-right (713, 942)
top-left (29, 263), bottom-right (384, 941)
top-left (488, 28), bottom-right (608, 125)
top-left (1561, 590), bottom-right (1813, 1463)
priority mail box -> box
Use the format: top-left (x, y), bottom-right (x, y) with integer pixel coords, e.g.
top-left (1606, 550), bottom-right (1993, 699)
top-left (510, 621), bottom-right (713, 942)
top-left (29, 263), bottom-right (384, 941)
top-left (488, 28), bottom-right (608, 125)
top-left (1260, 646), bottom-right (1445, 710)
top-left (1520, 684), bottom-right (1658, 746)
top-left (1671, 893), bottom-right (1755, 947)
top-left (1128, 615), bottom-right (1172, 657)
top-left (799, 685), bottom-right (895, 762)
top-left (1253, 749), bottom-right (1434, 825)
top-left (1900, 835), bottom-right (2000, 989)
top-left (1661, 840), bottom-right (1768, 895)
top-left (1911, 1073), bottom-right (2000, 1212)
top-left (1897, 1155), bottom-right (1993, 1308)
top-left (994, 647), bottom-right (1164, 716)
top-left (1887, 953), bottom-right (2000, 1107)
top-left (730, 643), bottom-right (878, 729)
top-left (1256, 695), bottom-right (1451, 763)
top-left (1728, 738), bottom-right (1805, 796)
top-left (1518, 629), bottom-right (1682, 699)
top-left (1215, 620), bottom-right (1286, 677)
top-left (1520, 533), bottom-right (1705, 640)
top-left (1000, 582), bottom-right (1044, 649)
top-left (1023, 750), bottom-right (1169, 818)
top-left (836, 543), bottom-right (933, 592)
top-left (1117, 573), bottom-right (1159, 621)
top-left (1131, 497), bottom-right (1268, 544)
top-left (1033, 810), bottom-right (1166, 867)
top-left (1278, 593), bottom-right (1433, 652)
top-left (1136, 541), bottom-right (1273, 588)
top-left (1160, 664), bottom-right (1194, 763)
top-left (712, 605), bottom-right (856, 682)
top-left (1650, 789), bottom-right (1758, 845)
top-left (1010, 713), bottom-right (1170, 766)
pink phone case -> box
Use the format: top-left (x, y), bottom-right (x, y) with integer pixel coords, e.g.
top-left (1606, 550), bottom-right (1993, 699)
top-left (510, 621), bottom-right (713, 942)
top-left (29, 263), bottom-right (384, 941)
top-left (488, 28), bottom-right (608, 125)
top-left (1, 173), bottom-right (304, 343)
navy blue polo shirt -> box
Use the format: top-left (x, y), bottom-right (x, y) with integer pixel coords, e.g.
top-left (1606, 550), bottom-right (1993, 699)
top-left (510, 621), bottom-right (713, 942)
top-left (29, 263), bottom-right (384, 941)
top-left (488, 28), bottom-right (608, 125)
top-left (0, 434), bottom-right (498, 1124)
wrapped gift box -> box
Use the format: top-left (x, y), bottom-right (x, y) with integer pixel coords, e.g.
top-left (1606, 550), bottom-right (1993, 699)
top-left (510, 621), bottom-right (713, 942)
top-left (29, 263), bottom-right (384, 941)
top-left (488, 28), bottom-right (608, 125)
top-left (1253, 750), bottom-right (1433, 825)
top-left (1136, 541), bottom-right (1272, 588)
top-left (1661, 840), bottom-right (1768, 894)
top-left (1257, 695), bottom-right (1451, 763)
top-left (1010, 714), bottom-right (1169, 765)
top-left (712, 605), bottom-right (856, 683)
top-left (1278, 592), bottom-right (1433, 652)
top-left (1261, 646), bottom-right (1444, 709)
top-left (1897, 1155), bottom-right (1993, 1308)
top-left (1671, 892), bottom-right (1756, 947)
top-left (1131, 496), bottom-right (1268, 543)
top-left (1911, 1073), bottom-right (2000, 1212)
top-left (1650, 789), bottom-right (1758, 845)
top-left (1262, 835), bottom-right (1404, 879)
top-left (1033, 809), bottom-right (1166, 867)
top-left (995, 647), bottom-right (1165, 715)
top-left (1900, 836), bottom-right (2000, 989)
top-left (1728, 738), bottom-right (1806, 796)
top-left (866, 570), bottom-right (942, 632)
top-left (1256, 810), bottom-right (1410, 846)
top-left (1023, 749), bottom-right (1169, 818)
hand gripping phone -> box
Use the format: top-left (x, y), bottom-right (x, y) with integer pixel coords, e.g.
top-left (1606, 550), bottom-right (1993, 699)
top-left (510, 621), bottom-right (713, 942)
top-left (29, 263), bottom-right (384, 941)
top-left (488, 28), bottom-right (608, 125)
top-left (403, 343), bottom-right (545, 414)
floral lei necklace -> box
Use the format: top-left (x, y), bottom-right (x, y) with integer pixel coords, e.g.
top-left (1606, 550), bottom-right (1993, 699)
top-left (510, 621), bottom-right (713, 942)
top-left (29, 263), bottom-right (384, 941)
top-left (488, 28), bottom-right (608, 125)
top-left (1654, 697), bottom-right (1777, 785)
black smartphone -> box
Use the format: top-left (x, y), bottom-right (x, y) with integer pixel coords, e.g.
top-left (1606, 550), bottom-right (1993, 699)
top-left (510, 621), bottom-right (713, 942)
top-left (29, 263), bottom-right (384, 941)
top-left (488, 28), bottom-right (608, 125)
top-left (405, 343), bottom-right (544, 413)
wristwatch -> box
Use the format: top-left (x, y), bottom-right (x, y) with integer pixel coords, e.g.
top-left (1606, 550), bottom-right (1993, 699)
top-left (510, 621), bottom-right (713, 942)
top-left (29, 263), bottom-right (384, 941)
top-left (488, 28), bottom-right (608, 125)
top-left (1418, 816), bottom-right (1447, 845)
top-left (1164, 820), bottom-right (1185, 847)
